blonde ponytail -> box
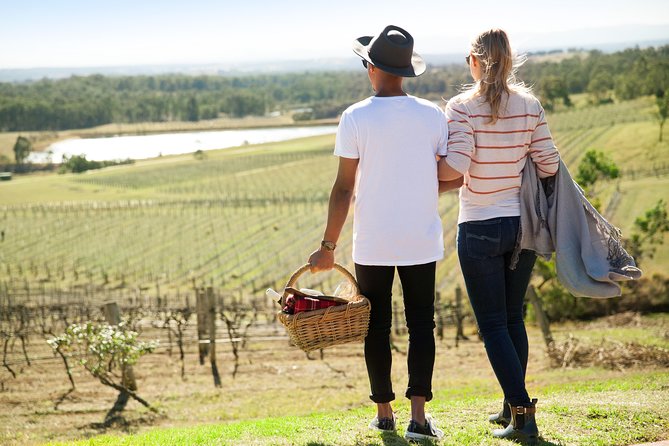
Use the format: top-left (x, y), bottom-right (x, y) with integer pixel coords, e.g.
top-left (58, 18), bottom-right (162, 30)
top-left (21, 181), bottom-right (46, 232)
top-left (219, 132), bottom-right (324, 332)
top-left (470, 29), bottom-right (526, 123)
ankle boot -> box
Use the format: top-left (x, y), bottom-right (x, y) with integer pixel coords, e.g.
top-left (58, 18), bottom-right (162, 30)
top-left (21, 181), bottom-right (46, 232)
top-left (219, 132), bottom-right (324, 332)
top-left (492, 398), bottom-right (539, 445)
top-left (488, 399), bottom-right (511, 426)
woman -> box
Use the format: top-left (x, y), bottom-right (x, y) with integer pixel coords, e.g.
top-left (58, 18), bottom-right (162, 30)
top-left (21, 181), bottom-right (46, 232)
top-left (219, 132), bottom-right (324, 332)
top-left (438, 29), bottom-right (560, 444)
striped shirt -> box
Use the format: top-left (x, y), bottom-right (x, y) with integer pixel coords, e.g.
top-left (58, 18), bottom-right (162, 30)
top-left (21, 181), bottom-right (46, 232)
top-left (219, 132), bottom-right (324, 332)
top-left (444, 89), bottom-right (560, 223)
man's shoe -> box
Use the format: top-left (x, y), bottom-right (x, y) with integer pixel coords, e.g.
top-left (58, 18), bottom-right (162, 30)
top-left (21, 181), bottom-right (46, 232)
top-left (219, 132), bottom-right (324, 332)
top-left (369, 413), bottom-right (396, 431)
top-left (404, 414), bottom-right (444, 441)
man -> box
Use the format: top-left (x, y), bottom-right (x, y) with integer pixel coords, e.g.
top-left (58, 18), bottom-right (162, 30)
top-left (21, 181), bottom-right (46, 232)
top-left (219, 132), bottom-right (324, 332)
top-left (308, 25), bottom-right (458, 441)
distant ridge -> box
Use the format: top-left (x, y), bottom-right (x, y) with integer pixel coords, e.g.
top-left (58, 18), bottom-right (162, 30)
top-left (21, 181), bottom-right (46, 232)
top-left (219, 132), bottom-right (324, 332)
top-left (2, 38), bottom-right (668, 83)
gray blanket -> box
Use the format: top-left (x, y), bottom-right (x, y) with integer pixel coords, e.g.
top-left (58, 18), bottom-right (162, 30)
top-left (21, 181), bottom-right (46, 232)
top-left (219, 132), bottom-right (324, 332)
top-left (513, 159), bottom-right (642, 298)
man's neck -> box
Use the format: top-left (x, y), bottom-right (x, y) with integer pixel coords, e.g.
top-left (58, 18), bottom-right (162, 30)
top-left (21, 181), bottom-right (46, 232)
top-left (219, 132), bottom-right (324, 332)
top-left (374, 86), bottom-right (407, 97)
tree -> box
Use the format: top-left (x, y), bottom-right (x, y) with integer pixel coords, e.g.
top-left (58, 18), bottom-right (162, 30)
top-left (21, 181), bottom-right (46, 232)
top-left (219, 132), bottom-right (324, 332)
top-left (539, 75), bottom-right (571, 111)
top-left (59, 154), bottom-right (101, 173)
top-left (186, 97), bottom-right (199, 122)
top-left (226, 92), bottom-right (266, 118)
top-left (575, 150), bottom-right (620, 189)
top-left (13, 136), bottom-right (31, 165)
top-left (586, 71), bottom-right (614, 104)
top-left (626, 200), bottom-right (669, 267)
top-left (58, 154), bottom-right (133, 173)
top-left (48, 322), bottom-right (158, 421)
top-left (656, 91), bottom-right (668, 142)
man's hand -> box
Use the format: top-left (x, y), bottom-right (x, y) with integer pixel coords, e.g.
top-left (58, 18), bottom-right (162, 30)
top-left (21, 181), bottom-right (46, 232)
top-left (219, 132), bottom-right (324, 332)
top-left (308, 248), bottom-right (335, 273)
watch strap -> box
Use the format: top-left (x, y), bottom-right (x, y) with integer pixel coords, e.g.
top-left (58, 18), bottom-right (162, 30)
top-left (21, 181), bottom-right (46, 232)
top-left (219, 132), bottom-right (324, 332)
top-left (320, 240), bottom-right (336, 251)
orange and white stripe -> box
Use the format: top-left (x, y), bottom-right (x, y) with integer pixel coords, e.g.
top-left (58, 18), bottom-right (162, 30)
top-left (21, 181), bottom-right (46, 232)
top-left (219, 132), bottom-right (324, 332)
top-left (444, 90), bottom-right (560, 221)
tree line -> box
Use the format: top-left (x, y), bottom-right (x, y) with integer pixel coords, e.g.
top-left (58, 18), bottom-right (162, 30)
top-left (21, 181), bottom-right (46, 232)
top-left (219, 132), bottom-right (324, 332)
top-left (0, 45), bottom-right (667, 132)
top-left (522, 46), bottom-right (669, 110)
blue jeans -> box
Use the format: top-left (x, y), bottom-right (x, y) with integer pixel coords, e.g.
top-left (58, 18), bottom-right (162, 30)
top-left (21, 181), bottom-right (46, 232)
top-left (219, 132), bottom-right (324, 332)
top-left (457, 216), bottom-right (536, 406)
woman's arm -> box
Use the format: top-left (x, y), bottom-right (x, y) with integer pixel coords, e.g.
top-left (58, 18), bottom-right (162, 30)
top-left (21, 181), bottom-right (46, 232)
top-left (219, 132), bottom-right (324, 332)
top-left (439, 101), bottom-right (473, 181)
top-left (528, 105), bottom-right (560, 178)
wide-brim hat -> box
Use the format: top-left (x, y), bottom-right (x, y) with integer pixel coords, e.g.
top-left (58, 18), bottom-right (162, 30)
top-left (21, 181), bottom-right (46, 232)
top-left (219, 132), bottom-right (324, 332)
top-left (352, 25), bottom-right (426, 77)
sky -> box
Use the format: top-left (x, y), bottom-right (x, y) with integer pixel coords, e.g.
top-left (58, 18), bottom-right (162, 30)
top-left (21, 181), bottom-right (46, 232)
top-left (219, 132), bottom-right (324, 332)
top-left (1, 0), bottom-right (669, 69)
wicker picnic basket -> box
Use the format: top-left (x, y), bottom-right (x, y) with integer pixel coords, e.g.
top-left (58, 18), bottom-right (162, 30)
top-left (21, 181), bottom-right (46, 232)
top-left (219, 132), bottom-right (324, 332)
top-left (277, 263), bottom-right (370, 352)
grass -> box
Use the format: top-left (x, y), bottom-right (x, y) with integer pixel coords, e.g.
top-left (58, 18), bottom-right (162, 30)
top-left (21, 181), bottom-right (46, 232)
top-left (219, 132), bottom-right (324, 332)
top-left (565, 325), bottom-right (669, 348)
top-left (552, 316), bottom-right (669, 349)
top-left (42, 371), bottom-right (669, 446)
top-left (2, 311), bottom-right (668, 446)
top-left (597, 175), bottom-right (669, 274)
top-left (0, 133), bottom-right (338, 204)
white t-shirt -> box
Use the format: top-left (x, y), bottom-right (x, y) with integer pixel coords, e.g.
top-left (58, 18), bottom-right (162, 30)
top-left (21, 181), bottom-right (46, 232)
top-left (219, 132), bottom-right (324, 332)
top-left (334, 95), bottom-right (449, 266)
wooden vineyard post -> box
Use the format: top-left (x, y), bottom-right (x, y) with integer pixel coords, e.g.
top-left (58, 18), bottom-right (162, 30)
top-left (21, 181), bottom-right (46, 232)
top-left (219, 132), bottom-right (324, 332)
top-left (206, 287), bottom-right (221, 387)
top-left (196, 288), bottom-right (209, 365)
top-left (102, 301), bottom-right (121, 325)
top-left (393, 301), bottom-right (402, 336)
top-left (526, 285), bottom-right (554, 348)
top-left (454, 285), bottom-right (468, 347)
top-left (435, 291), bottom-right (444, 341)
top-left (101, 301), bottom-right (137, 391)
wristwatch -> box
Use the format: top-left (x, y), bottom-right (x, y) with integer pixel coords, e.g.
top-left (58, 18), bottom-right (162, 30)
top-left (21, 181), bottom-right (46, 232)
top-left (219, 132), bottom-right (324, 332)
top-left (320, 240), bottom-right (336, 251)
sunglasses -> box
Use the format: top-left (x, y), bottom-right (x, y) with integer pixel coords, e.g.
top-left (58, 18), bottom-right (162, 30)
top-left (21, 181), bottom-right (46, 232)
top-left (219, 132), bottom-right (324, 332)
top-left (362, 59), bottom-right (368, 69)
top-left (465, 55), bottom-right (471, 65)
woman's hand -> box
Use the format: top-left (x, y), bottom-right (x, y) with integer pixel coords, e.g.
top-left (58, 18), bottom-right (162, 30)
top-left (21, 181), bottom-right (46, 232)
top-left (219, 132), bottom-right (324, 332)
top-left (308, 248), bottom-right (335, 273)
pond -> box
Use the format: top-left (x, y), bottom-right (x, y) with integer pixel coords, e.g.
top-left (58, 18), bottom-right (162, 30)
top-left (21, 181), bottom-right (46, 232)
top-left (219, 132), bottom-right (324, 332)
top-left (28, 125), bottom-right (337, 163)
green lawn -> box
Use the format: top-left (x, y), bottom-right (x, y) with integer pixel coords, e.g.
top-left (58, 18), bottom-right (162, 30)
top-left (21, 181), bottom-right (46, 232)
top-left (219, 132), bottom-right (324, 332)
top-left (44, 370), bottom-right (669, 446)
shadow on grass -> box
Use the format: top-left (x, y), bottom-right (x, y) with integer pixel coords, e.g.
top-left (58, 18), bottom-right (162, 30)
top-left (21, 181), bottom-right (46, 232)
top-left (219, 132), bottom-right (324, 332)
top-left (304, 430), bottom-right (409, 446)
top-left (53, 387), bottom-right (76, 411)
top-left (83, 410), bottom-right (165, 438)
top-left (378, 430), bottom-right (418, 446)
top-left (378, 431), bottom-right (563, 446)
top-left (308, 431), bottom-right (565, 446)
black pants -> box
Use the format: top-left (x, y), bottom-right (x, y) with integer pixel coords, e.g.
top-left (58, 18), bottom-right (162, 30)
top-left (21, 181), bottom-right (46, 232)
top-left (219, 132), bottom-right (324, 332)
top-left (355, 262), bottom-right (436, 403)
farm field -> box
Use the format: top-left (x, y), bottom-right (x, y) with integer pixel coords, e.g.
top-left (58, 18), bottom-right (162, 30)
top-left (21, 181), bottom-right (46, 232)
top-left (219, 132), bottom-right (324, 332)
top-left (1, 96), bottom-right (668, 445)
top-left (1, 96), bottom-right (667, 304)
top-left (0, 313), bottom-right (667, 446)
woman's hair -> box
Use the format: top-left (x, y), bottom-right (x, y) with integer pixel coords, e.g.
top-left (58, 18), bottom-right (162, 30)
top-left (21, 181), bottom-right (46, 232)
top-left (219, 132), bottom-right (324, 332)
top-left (469, 29), bottom-right (527, 123)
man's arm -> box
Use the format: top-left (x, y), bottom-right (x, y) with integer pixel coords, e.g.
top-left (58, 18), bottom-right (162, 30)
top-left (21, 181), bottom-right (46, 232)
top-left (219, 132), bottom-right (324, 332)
top-left (439, 177), bottom-right (463, 194)
top-left (438, 157), bottom-right (465, 182)
top-left (308, 157), bottom-right (358, 272)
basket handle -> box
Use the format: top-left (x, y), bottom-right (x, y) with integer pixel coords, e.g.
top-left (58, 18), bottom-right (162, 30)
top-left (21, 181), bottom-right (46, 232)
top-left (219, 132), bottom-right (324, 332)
top-left (281, 263), bottom-right (359, 305)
